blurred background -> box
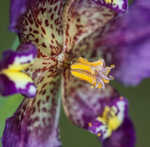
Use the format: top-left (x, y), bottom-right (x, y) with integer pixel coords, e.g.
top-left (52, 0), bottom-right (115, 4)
top-left (0, 1), bottom-right (150, 147)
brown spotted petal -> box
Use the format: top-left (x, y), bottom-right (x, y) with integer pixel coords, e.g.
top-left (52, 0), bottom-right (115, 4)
top-left (62, 0), bottom-right (116, 58)
top-left (61, 69), bottom-right (119, 129)
top-left (61, 69), bottom-right (136, 147)
top-left (16, 0), bottom-right (64, 57)
top-left (2, 58), bottom-right (62, 147)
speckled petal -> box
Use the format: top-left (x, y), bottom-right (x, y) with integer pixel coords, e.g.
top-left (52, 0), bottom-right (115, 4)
top-left (62, 69), bottom-right (135, 146)
top-left (62, 0), bottom-right (116, 59)
top-left (102, 117), bottom-right (136, 147)
top-left (97, 0), bottom-right (150, 85)
top-left (10, 0), bottom-right (64, 57)
top-left (62, 69), bottom-right (121, 128)
top-left (2, 58), bottom-right (62, 147)
top-left (0, 43), bottom-right (37, 97)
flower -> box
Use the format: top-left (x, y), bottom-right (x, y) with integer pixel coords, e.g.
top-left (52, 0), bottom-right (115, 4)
top-left (0, 0), bottom-right (138, 147)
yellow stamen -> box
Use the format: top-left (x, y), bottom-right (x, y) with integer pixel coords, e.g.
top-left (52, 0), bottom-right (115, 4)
top-left (71, 63), bottom-right (93, 73)
top-left (71, 71), bottom-right (96, 85)
top-left (77, 57), bottom-right (104, 66)
top-left (71, 57), bottom-right (114, 89)
top-left (105, 0), bottom-right (112, 4)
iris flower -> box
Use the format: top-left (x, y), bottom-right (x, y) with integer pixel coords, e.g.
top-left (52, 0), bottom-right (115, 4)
top-left (1, 0), bottom-right (149, 146)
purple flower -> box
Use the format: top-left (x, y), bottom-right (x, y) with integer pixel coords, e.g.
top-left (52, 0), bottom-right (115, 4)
top-left (1, 0), bottom-right (140, 147)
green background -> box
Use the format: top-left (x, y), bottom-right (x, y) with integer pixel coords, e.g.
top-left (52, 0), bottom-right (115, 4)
top-left (0, 1), bottom-right (150, 147)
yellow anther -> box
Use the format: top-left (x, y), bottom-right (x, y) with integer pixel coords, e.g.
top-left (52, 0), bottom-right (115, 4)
top-left (77, 57), bottom-right (104, 66)
top-left (88, 122), bottom-right (92, 127)
top-left (71, 63), bottom-right (93, 73)
top-left (102, 79), bottom-right (110, 84)
top-left (105, 0), bottom-right (112, 4)
top-left (71, 71), bottom-right (96, 85)
top-left (97, 133), bottom-right (101, 137)
top-left (71, 57), bottom-right (114, 89)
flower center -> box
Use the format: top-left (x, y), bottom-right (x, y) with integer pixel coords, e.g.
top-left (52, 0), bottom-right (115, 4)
top-left (71, 57), bottom-right (114, 89)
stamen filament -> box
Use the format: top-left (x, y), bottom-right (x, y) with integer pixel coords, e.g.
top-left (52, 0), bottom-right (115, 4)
top-left (71, 57), bottom-right (114, 89)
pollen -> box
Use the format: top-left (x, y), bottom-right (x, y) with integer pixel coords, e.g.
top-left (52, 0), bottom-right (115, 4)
top-left (71, 57), bottom-right (114, 89)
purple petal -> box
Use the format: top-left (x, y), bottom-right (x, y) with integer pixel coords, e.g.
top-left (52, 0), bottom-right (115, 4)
top-left (98, 0), bottom-right (150, 85)
top-left (102, 117), bottom-right (136, 147)
top-left (0, 43), bottom-right (37, 97)
top-left (0, 43), bottom-right (37, 70)
top-left (0, 74), bottom-right (36, 97)
top-left (135, 0), bottom-right (150, 8)
top-left (62, 69), bottom-right (129, 131)
top-left (62, 0), bottom-right (116, 59)
top-left (2, 66), bottom-right (62, 147)
top-left (114, 37), bottom-right (150, 85)
top-left (9, 0), bottom-right (28, 32)
top-left (62, 69), bottom-right (135, 145)
top-left (0, 74), bottom-right (16, 96)
top-left (62, 69), bottom-right (114, 128)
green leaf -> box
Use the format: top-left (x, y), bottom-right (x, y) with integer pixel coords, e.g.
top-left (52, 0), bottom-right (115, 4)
top-left (0, 95), bottom-right (23, 137)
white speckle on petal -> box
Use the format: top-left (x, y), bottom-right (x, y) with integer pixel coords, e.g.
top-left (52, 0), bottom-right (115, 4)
top-left (28, 85), bottom-right (36, 96)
